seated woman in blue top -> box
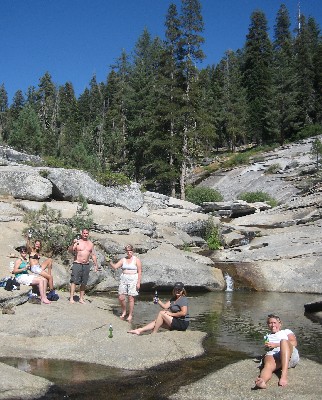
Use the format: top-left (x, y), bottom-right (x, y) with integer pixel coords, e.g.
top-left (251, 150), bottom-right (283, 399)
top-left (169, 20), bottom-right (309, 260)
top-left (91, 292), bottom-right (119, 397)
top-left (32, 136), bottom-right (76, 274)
top-left (128, 282), bottom-right (189, 335)
top-left (13, 246), bottom-right (51, 304)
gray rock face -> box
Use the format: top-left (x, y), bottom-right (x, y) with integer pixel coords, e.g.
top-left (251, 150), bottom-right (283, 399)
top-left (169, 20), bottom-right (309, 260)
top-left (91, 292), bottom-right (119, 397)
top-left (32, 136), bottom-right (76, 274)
top-left (0, 168), bottom-right (52, 201)
top-left (140, 243), bottom-right (225, 291)
top-left (47, 169), bottom-right (144, 211)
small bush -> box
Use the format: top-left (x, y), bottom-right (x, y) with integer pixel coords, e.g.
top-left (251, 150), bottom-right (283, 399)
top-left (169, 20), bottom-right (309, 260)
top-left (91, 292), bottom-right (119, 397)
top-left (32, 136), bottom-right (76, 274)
top-left (265, 163), bottom-right (281, 174)
top-left (185, 185), bottom-right (223, 205)
top-left (95, 171), bottom-right (131, 187)
top-left (22, 197), bottom-right (94, 258)
top-left (237, 191), bottom-right (278, 208)
top-left (204, 219), bottom-right (222, 250)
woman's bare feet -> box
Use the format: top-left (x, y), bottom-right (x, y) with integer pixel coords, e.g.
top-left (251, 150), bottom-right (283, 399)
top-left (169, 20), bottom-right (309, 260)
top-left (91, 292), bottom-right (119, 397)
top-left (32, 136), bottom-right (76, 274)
top-left (120, 314), bottom-right (126, 320)
top-left (127, 329), bottom-right (142, 335)
top-left (126, 315), bottom-right (133, 322)
top-left (79, 299), bottom-right (86, 304)
top-left (255, 377), bottom-right (267, 389)
top-left (41, 298), bottom-right (51, 304)
top-left (278, 376), bottom-right (288, 387)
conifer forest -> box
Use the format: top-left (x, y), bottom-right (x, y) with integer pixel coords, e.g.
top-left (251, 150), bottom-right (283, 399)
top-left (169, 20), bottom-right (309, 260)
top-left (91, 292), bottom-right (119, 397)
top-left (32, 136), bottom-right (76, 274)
top-left (0, 1), bottom-right (321, 198)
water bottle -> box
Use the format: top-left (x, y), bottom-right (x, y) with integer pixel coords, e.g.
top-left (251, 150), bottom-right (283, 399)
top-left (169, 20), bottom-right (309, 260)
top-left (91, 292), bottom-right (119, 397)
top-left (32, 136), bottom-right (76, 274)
top-left (153, 290), bottom-right (159, 304)
top-left (28, 228), bottom-right (33, 238)
top-left (264, 334), bottom-right (269, 346)
top-left (108, 324), bottom-right (113, 338)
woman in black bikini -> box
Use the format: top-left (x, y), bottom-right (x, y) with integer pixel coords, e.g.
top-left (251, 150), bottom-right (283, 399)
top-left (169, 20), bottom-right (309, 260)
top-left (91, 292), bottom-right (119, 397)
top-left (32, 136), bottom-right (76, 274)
top-left (27, 238), bottom-right (57, 299)
top-left (128, 282), bottom-right (189, 335)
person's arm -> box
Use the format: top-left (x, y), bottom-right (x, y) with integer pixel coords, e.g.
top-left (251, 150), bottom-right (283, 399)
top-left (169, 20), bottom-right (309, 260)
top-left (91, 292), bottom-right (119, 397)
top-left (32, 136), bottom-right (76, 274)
top-left (91, 245), bottom-right (98, 272)
top-left (136, 257), bottom-right (142, 290)
top-left (166, 306), bottom-right (188, 318)
top-left (68, 239), bottom-right (78, 254)
top-left (12, 259), bottom-right (28, 274)
top-left (110, 258), bottom-right (123, 270)
top-left (26, 237), bottom-right (33, 254)
top-left (287, 332), bottom-right (297, 347)
top-left (158, 299), bottom-right (171, 309)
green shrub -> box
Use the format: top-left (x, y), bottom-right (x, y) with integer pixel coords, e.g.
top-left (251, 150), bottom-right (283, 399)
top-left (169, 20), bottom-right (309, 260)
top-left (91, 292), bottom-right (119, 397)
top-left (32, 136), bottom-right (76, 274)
top-left (185, 185), bottom-right (223, 205)
top-left (237, 191), bottom-right (278, 208)
top-left (293, 124), bottom-right (322, 141)
top-left (22, 197), bottom-right (94, 258)
top-left (95, 170), bottom-right (131, 187)
top-left (204, 219), bottom-right (222, 250)
top-left (265, 163), bottom-right (281, 174)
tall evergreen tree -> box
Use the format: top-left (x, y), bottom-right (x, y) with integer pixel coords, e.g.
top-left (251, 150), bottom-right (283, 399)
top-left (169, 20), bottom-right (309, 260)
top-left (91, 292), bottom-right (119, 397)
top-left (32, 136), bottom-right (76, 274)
top-left (178, 0), bottom-right (205, 199)
top-left (243, 10), bottom-right (276, 144)
top-left (8, 105), bottom-right (42, 153)
top-left (216, 50), bottom-right (247, 150)
top-left (273, 4), bottom-right (299, 144)
top-left (293, 15), bottom-right (316, 127)
top-left (0, 84), bottom-right (9, 142)
top-left (36, 72), bottom-right (59, 155)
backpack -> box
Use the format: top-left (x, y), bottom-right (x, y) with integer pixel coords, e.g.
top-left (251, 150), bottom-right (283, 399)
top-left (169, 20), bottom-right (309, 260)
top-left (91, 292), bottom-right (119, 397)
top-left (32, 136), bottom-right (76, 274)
top-left (4, 277), bottom-right (20, 291)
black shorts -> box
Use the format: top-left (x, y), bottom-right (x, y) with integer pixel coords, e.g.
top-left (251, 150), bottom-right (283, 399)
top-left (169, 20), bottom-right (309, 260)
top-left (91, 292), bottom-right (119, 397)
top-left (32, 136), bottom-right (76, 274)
top-left (70, 263), bottom-right (90, 285)
top-left (170, 318), bottom-right (189, 331)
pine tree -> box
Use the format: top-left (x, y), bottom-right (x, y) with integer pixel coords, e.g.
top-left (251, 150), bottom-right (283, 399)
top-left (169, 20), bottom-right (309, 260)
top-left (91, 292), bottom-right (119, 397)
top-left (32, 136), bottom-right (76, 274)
top-left (216, 50), bottom-right (247, 150)
top-left (36, 72), bottom-right (59, 155)
top-left (178, 0), bottom-right (205, 199)
top-left (8, 105), bottom-right (42, 153)
top-left (293, 15), bottom-right (315, 127)
top-left (0, 84), bottom-right (9, 142)
top-left (272, 4), bottom-right (299, 144)
top-left (103, 50), bottom-right (132, 171)
top-left (243, 10), bottom-right (276, 144)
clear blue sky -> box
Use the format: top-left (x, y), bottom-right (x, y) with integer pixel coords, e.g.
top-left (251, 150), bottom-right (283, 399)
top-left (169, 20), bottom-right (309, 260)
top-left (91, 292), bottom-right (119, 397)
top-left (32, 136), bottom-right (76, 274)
top-left (1, 0), bottom-right (321, 103)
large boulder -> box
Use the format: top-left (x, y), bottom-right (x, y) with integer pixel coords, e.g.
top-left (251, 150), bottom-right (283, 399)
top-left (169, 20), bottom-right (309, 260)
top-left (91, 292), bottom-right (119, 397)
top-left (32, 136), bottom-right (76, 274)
top-left (139, 243), bottom-right (225, 291)
top-left (0, 168), bottom-right (52, 201)
top-left (47, 169), bottom-right (144, 211)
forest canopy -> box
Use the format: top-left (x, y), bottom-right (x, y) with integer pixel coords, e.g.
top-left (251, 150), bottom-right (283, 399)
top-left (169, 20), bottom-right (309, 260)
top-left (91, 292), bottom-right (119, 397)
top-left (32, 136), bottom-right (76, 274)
top-left (0, 1), bottom-right (321, 199)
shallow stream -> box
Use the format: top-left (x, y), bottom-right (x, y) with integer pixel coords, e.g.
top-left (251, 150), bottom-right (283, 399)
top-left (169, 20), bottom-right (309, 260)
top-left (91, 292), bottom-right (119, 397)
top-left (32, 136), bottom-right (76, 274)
top-left (2, 291), bottom-right (322, 399)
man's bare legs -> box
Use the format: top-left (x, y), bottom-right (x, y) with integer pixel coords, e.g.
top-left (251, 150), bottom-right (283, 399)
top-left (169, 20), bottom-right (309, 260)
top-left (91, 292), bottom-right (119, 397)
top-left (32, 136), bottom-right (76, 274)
top-left (79, 284), bottom-right (86, 304)
top-left (70, 282), bottom-right (76, 303)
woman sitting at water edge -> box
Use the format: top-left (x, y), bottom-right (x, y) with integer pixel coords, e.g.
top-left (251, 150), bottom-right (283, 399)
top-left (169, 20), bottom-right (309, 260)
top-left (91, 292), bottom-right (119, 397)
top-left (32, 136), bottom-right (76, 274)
top-left (128, 282), bottom-right (189, 335)
top-left (13, 246), bottom-right (51, 304)
top-left (255, 314), bottom-right (299, 389)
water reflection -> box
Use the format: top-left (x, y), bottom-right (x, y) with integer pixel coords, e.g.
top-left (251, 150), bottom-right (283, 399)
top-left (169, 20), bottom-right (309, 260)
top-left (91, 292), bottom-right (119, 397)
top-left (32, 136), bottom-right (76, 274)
top-left (1, 291), bottom-right (321, 399)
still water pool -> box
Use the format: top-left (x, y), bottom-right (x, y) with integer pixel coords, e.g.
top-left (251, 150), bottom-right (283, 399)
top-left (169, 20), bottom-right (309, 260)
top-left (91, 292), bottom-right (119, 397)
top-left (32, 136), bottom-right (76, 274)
top-left (2, 291), bottom-right (322, 399)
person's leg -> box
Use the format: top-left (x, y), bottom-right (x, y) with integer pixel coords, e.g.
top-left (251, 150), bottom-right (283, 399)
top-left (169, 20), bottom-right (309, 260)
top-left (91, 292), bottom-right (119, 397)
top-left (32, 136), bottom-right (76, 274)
top-left (39, 270), bottom-right (54, 291)
top-left (128, 320), bottom-right (157, 335)
top-left (79, 284), bottom-right (86, 304)
top-left (70, 283), bottom-right (76, 303)
top-left (127, 296), bottom-right (135, 321)
top-left (32, 277), bottom-right (50, 304)
top-left (118, 294), bottom-right (127, 318)
top-left (279, 339), bottom-right (293, 386)
top-left (255, 355), bottom-right (278, 389)
top-left (152, 310), bottom-right (172, 333)
top-left (41, 258), bottom-right (52, 275)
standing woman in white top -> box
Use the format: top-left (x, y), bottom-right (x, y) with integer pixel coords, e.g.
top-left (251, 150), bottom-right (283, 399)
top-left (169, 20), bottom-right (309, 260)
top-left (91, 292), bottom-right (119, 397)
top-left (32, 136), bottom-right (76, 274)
top-left (110, 244), bottom-right (142, 322)
top-left (255, 314), bottom-right (299, 389)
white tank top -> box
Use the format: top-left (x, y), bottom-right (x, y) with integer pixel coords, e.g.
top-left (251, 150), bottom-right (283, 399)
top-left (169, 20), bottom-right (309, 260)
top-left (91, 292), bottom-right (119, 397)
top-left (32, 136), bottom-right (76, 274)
top-left (121, 256), bottom-right (137, 271)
